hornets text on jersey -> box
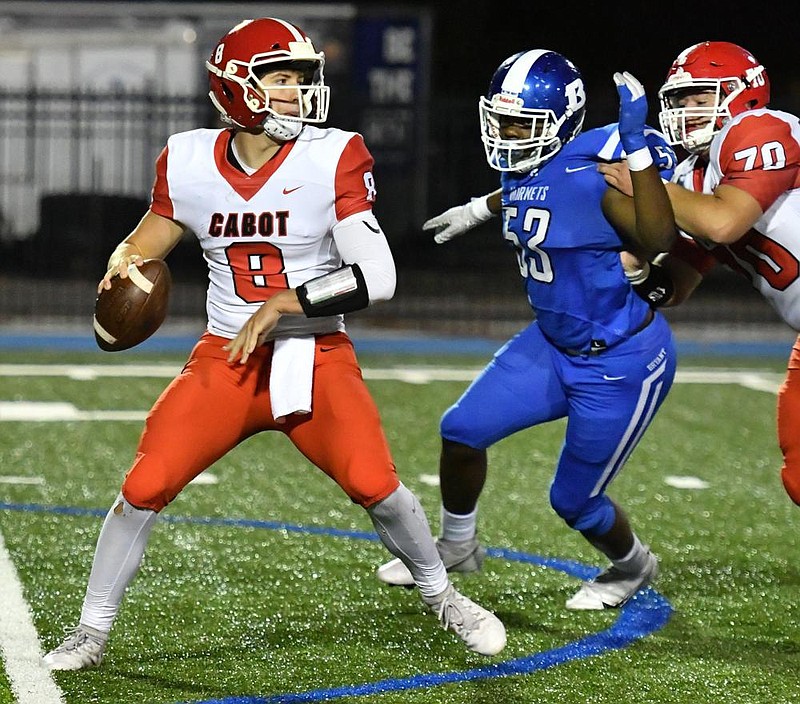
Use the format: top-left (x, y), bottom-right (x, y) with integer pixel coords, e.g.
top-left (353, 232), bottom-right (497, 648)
top-left (500, 123), bottom-right (676, 353)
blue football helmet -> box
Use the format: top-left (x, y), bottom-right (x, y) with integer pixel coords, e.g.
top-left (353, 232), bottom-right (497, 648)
top-left (479, 50), bottom-right (587, 172)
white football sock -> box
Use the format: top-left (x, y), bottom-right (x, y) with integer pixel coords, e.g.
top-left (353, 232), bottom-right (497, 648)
top-left (440, 506), bottom-right (478, 542)
top-left (79, 493), bottom-right (158, 633)
top-left (367, 483), bottom-right (449, 599)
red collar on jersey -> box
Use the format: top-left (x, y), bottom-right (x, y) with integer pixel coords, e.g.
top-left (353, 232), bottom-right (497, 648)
top-left (214, 130), bottom-right (297, 201)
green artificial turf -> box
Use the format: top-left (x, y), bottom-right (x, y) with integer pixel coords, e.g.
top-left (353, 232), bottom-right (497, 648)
top-left (0, 350), bottom-right (797, 703)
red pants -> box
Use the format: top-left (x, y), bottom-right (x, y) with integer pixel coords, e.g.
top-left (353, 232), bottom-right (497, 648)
top-left (122, 331), bottom-right (399, 511)
top-left (778, 335), bottom-right (800, 504)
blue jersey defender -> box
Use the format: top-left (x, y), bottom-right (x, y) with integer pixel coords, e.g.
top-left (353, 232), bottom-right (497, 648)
top-left (378, 52), bottom-right (680, 611)
top-left (445, 124), bottom-right (677, 537)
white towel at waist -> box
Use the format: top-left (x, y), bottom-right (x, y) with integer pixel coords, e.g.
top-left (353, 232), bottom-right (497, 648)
top-left (269, 336), bottom-right (315, 422)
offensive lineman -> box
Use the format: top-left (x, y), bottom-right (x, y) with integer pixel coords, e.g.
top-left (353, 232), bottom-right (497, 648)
top-left (42, 17), bottom-right (505, 670)
top-left (600, 41), bottom-right (800, 507)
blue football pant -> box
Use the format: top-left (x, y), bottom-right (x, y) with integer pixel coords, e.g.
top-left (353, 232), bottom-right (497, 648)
top-left (440, 314), bottom-right (676, 535)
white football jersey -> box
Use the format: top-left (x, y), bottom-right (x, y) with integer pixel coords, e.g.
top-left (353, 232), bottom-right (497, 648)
top-left (150, 126), bottom-right (378, 338)
top-left (671, 108), bottom-right (800, 329)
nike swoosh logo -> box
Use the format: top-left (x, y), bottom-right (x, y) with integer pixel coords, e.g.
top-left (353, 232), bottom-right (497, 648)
top-left (320, 346), bottom-right (336, 352)
top-left (602, 374), bottom-right (626, 381)
top-left (362, 221), bottom-right (380, 233)
top-left (565, 165), bottom-right (594, 173)
top-left (282, 185), bottom-right (303, 195)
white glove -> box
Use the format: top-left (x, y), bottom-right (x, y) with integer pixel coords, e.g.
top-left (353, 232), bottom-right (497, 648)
top-left (423, 195), bottom-right (495, 244)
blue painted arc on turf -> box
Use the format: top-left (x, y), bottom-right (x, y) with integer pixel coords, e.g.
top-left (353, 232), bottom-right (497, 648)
top-left (187, 592), bottom-right (671, 704)
top-left (0, 502), bottom-right (673, 703)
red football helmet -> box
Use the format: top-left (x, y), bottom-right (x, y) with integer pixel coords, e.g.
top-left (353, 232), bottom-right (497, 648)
top-left (206, 17), bottom-right (330, 140)
top-left (658, 41), bottom-right (770, 154)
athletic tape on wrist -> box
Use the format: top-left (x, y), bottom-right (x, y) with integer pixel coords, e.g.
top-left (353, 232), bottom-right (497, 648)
top-left (626, 146), bottom-right (654, 172)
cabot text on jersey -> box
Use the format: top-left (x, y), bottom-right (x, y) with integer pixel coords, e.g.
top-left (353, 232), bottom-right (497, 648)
top-left (208, 210), bottom-right (290, 238)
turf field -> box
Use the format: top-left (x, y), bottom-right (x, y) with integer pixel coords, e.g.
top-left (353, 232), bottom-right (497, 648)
top-left (0, 349), bottom-right (798, 704)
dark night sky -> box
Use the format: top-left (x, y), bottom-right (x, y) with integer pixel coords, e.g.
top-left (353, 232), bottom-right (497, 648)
top-left (48, 0), bottom-right (793, 109)
top-left (406, 1), bottom-right (800, 123)
top-left (27, 0), bottom-right (798, 104)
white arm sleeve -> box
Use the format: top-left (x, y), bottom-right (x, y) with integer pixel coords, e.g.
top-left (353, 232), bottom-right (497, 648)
top-left (331, 211), bottom-right (397, 303)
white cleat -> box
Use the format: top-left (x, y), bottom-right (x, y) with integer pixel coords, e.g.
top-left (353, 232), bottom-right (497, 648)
top-left (377, 537), bottom-right (486, 587)
top-left (425, 584), bottom-right (506, 656)
top-left (42, 625), bottom-right (107, 671)
top-left (566, 550), bottom-right (659, 610)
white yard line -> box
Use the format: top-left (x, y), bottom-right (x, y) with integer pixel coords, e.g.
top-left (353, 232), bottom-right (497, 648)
top-left (0, 402), bottom-right (146, 422)
top-left (664, 475), bottom-right (710, 489)
top-left (0, 366), bottom-right (784, 425)
top-left (0, 363), bottom-right (786, 393)
top-left (0, 364), bottom-right (180, 379)
top-left (0, 365), bottom-right (783, 425)
top-left (672, 368), bottom-right (783, 391)
top-left (0, 529), bottom-right (65, 704)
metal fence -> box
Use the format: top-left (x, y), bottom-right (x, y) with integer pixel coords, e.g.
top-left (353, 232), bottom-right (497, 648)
top-left (0, 90), bottom-right (206, 241)
top-left (0, 89), bottom-right (786, 344)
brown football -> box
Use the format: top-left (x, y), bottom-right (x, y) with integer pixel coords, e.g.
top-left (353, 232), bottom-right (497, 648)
top-left (93, 259), bottom-right (171, 351)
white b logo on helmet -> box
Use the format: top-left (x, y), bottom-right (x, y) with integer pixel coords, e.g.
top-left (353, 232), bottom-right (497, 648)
top-left (565, 79), bottom-right (586, 113)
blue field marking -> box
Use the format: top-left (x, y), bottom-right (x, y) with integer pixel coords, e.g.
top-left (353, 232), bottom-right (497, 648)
top-left (0, 329), bottom-right (793, 358)
top-left (0, 501), bottom-right (673, 703)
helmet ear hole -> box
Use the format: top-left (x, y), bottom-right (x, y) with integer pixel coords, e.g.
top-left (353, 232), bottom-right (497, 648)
top-left (221, 84), bottom-right (234, 101)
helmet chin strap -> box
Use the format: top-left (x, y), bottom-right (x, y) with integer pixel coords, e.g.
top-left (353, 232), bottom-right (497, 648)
top-left (684, 129), bottom-right (713, 154)
top-left (262, 115), bottom-right (304, 141)
top-left (681, 114), bottom-right (719, 154)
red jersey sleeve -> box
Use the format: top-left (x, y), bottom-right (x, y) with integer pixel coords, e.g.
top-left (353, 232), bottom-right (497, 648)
top-left (717, 113), bottom-right (800, 212)
top-left (670, 233), bottom-right (718, 276)
top-left (334, 134), bottom-right (376, 221)
top-left (149, 146), bottom-right (174, 220)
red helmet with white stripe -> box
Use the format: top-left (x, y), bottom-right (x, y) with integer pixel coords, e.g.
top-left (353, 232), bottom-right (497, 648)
top-left (658, 41), bottom-right (770, 154)
top-left (206, 17), bottom-right (330, 140)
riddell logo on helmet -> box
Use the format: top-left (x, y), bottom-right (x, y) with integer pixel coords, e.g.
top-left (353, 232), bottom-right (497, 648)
top-left (495, 93), bottom-right (523, 108)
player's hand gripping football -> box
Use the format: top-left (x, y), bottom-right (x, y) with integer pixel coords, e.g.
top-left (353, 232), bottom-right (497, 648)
top-left (614, 71), bottom-right (648, 156)
top-left (423, 196), bottom-right (494, 244)
top-left (98, 244), bottom-right (144, 294)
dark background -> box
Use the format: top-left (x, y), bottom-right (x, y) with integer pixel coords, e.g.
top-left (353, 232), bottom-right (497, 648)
top-left (365, 0), bottom-right (800, 275)
top-left (2, 0), bottom-right (796, 335)
top-left (361, 0), bottom-right (800, 330)
top-left (407, 1), bottom-right (797, 115)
